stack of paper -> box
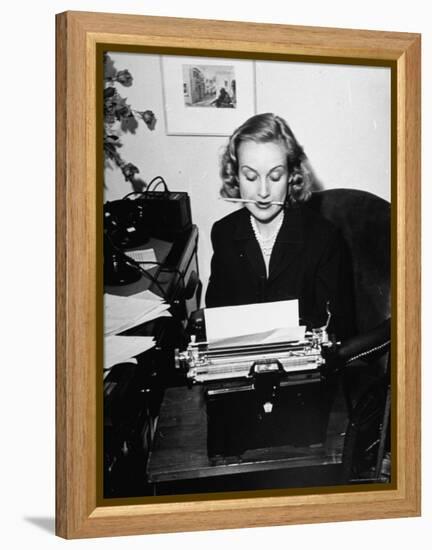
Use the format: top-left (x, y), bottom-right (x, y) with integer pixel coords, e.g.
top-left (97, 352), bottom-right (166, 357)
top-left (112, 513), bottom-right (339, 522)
top-left (132, 289), bottom-right (166, 303)
top-left (104, 335), bottom-right (156, 370)
top-left (125, 248), bottom-right (158, 270)
top-left (104, 291), bottom-right (171, 336)
top-left (204, 300), bottom-right (304, 348)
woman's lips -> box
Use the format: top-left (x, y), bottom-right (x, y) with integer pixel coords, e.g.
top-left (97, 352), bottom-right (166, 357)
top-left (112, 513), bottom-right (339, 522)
top-left (255, 201), bottom-right (272, 209)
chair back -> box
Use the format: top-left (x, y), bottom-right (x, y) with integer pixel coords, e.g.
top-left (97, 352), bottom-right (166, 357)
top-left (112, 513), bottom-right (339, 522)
top-left (309, 189), bottom-right (390, 334)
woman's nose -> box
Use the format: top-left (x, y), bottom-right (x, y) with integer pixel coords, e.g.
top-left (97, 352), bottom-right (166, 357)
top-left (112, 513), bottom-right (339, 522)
top-left (258, 178), bottom-right (270, 198)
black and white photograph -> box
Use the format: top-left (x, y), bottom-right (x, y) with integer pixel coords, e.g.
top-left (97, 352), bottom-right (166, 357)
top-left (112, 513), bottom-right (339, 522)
top-left (182, 64), bottom-right (236, 108)
top-left (102, 49), bottom-right (392, 500)
top-left (161, 55), bottom-right (255, 135)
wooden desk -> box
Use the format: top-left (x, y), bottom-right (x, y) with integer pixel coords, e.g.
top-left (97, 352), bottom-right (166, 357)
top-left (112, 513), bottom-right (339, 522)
top-left (105, 227), bottom-right (200, 309)
top-left (103, 226), bottom-right (200, 498)
top-left (147, 382), bottom-right (349, 495)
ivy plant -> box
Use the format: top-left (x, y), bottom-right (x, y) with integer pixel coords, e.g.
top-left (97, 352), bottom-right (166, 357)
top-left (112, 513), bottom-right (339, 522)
top-left (103, 53), bottom-right (156, 190)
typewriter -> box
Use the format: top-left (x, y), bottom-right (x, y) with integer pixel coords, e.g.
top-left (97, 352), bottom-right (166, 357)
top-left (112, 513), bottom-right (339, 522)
top-left (175, 308), bottom-right (338, 461)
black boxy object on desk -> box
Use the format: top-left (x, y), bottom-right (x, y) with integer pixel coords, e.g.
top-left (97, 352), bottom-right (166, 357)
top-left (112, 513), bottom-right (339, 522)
top-left (205, 373), bottom-right (334, 461)
top-left (136, 190), bottom-right (192, 241)
top-left (104, 190), bottom-right (192, 248)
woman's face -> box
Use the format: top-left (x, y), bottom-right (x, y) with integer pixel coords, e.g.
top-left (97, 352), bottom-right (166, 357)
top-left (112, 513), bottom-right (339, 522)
top-left (237, 140), bottom-right (288, 224)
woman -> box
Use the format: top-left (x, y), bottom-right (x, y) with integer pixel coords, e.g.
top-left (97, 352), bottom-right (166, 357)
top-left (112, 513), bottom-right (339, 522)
top-left (205, 113), bottom-right (355, 339)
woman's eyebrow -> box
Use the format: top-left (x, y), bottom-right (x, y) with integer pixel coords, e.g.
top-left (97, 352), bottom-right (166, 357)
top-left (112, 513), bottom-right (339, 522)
top-left (268, 165), bottom-right (285, 173)
top-left (240, 164), bottom-right (285, 171)
top-left (240, 164), bottom-right (286, 175)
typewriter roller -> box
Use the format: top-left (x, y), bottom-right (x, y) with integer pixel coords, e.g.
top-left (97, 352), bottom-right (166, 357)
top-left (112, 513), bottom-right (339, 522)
top-left (175, 327), bottom-right (330, 384)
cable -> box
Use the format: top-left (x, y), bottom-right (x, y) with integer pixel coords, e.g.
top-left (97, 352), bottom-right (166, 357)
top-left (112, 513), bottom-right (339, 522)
top-left (124, 257), bottom-right (169, 302)
top-left (146, 176), bottom-right (168, 193)
top-left (121, 176), bottom-right (169, 200)
top-left (148, 180), bottom-right (168, 193)
top-left (121, 190), bottom-right (146, 200)
top-left (104, 232), bottom-right (169, 301)
top-left (346, 340), bottom-right (391, 364)
top-left (132, 260), bottom-right (186, 286)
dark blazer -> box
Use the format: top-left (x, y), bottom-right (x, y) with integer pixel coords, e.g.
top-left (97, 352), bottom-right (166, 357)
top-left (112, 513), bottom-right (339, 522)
top-left (205, 205), bottom-right (356, 339)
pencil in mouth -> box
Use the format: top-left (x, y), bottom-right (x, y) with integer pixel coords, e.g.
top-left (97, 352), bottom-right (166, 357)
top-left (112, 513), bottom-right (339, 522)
top-left (221, 198), bottom-right (284, 206)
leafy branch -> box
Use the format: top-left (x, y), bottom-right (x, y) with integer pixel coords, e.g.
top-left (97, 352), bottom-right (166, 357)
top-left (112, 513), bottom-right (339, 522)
top-left (104, 53), bottom-right (156, 189)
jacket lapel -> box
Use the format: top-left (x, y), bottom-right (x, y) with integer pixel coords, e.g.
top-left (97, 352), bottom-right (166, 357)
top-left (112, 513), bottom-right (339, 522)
top-left (233, 208), bottom-right (267, 280)
top-left (268, 207), bottom-right (304, 283)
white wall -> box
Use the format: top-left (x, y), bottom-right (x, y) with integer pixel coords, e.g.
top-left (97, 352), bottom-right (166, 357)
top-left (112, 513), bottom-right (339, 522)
top-left (2, 1), bottom-right (431, 549)
top-left (255, 61), bottom-right (390, 198)
top-left (105, 54), bottom-right (390, 296)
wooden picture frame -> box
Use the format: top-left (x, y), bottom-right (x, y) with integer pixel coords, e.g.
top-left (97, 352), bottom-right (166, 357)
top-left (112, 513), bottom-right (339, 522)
top-left (56, 11), bottom-right (421, 539)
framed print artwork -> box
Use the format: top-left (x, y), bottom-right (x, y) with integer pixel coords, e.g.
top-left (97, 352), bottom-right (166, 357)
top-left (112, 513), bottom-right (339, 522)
top-left (56, 11), bottom-right (421, 539)
top-left (161, 55), bottom-right (256, 135)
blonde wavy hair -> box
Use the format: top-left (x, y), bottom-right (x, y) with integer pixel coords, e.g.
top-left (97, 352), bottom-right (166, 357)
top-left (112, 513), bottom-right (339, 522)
top-left (220, 113), bottom-right (313, 206)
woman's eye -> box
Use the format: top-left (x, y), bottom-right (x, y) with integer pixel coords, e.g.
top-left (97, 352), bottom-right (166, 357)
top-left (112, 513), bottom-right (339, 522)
top-left (270, 174), bottom-right (282, 182)
top-left (244, 173), bottom-right (257, 182)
